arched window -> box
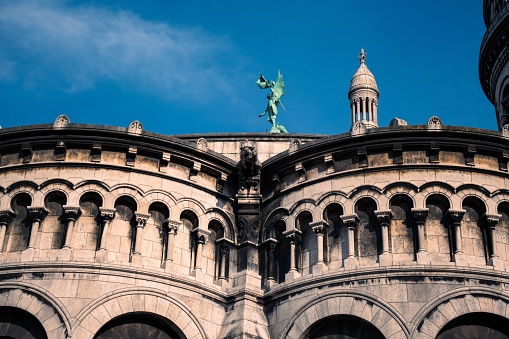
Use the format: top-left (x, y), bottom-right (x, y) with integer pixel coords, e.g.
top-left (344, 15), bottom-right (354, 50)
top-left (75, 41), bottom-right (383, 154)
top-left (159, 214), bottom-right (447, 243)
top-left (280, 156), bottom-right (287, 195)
top-left (43, 191), bottom-right (67, 249)
top-left (296, 211), bottom-right (313, 274)
top-left (145, 202), bottom-right (169, 265)
top-left (302, 314), bottom-right (385, 339)
top-left (389, 194), bottom-right (415, 261)
top-left (180, 210), bottom-right (199, 270)
top-left (462, 196), bottom-right (487, 263)
top-left (324, 204), bottom-right (344, 265)
top-left (355, 198), bottom-right (378, 264)
top-left (77, 192), bottom-right (103, 251)
top-left (497, 202), bottom-right (509, 262)
top-left (208, 220), bottom-right (225, 280)
top-left (426, 194), bottom-right (452, 262)
top-left (6, 193), bottom-right (31, 252)
top-left (111, 196), bottom-right (137, 261)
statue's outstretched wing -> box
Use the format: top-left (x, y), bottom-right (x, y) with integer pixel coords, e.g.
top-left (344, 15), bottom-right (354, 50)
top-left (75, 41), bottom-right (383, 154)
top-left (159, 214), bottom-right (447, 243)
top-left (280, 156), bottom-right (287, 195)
top-left (272, 70), bottom-right (285, 101)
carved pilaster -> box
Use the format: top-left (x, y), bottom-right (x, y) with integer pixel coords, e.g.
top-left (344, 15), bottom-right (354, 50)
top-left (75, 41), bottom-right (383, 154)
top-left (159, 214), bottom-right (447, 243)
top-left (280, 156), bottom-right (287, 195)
top-left (62, 206), bottom-right (81, 249)
top-left (412, 208), bottom-right (429, 254)
top-left (448, 209), bottom-right (466, 255)
top-left (133, 212), bottom-right (150, 256)
top-left (283, 229), bottom-right (302, 274)
top-left (27, 207), bottom-right (47, 250)
top-left (484, 213), bottom-right (502, 260)
top-left (340, 214), bottom-right (359, 259)
top-left (375, 210), bottom-right (392, 254)
top-left (0, 210), bottom-right (14, 252)
top-left (98, 208), bottom-right (115, 251)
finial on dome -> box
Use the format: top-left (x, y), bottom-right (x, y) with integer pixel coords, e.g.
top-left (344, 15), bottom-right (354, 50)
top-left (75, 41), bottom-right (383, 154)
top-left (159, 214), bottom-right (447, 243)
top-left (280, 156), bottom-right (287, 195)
top-left (358, 49), bottom-right (366, 64)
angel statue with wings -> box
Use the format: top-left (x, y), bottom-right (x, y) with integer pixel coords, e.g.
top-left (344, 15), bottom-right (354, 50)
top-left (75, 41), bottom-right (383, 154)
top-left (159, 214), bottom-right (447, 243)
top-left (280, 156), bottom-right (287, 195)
top-left (257, 70), bottom-right (288, 133)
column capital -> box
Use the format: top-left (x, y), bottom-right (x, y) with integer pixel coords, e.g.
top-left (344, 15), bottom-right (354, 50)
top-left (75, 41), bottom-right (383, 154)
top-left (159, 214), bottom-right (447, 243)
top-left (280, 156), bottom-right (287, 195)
top-left (135, 212), bottom-right (151, 228)
top-left (283, 229), bottom-right (302, 243)
top-left (27, 206), bottom-right (48, 222)
top-left (484, 213), bottom-right (502, 228)
top-left (218, 242), bottom-right (230, 254)
top-left (340, 214), bottom-right (359, 229)
top-left (310, 220), bottom-right (329, 234)
top-left (411, 208), bottom-right (429, 223)
top-left (448, 209), bottom-right (466, 223)
top-left (99, 207), bottom-right (116, 221)
top-left (192, 228), bottom-right (211, 244)
top-left (375, 210), bottom-right (392, 223)
top-left (63, 205), bottom-right (81, 221)
top-left (165, 219), bottom-right (182, 234)
top-left (0, 210), bottom-right (14, 226)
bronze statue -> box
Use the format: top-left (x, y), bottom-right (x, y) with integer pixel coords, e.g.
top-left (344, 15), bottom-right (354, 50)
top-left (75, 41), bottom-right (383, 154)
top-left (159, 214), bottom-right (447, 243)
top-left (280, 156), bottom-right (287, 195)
top-left (257, 70), bottom-right (288, 133)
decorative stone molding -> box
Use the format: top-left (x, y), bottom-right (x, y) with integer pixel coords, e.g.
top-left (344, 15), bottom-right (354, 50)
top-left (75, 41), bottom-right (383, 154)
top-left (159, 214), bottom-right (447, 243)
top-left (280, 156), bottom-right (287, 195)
top-left (192, 228), bottom-right (211, 244)
top-left (165, 219), bottom-right (182, 234)
top-left (53, 114), bottom-right (70, 128)
top-left (127, 120), bottom-right (143, 134)
top-left (20, 143), bottom-right (32, 163)
top-left (465, 144), bottom-right (476, 166)
top-left (289, 138), bottom-right (301, 153)
top-left (340, 214), bottom-right (359, 227)
top-left (485, 213), bottom-right (502, 227)
top-left (159, 152), bottom-right (171, 172)
top-left (324, 153), bottom-right (335, 174)
top-left (411, 208), bottom-right (429, 223)
top-left (196, 138), bottom-right (208, 151)
top-left (310, 220), bottom-right (329, 234)
top-left (0, 210), bottom-right (14, 225)
top-left (295, 162), bottom-right (306, 183)
top-left (126, 146), bottom-right (137, 166)
top-left (351, 121), bottom-right (366, 135)
top-left (91, 143), bottom-right (102, 162)
top-left (189, 161), bottom-right (201, 181)
top-left (389, 117), bottom-right (408, 127)
top-left (134, 213), bottom-right (151, 228)
top-left (63, 206), bottom-right (81, 221)
top-left (427, 115), bottom-right (443, 129)
top-left (27, 206), bottom-right (48, 222)
top-left (283, 229), bottom-right (302, 243)
top-left (99, 208), bottom-right (116, 221)
top-left (448, 209), bottom-right (466, 223)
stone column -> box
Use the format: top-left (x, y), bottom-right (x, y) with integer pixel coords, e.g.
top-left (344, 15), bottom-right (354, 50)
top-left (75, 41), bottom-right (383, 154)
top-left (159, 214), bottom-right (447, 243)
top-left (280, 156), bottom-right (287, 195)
top-left (98, 208), bottom-right (115, 251)
top-left (283, 229), bottom-right (301, 281)
top-left (265, 239), bottom-right (277, 282)
top-left (27, 207), bottom-right (47, 249)
top-left (375, 210), bottom-right (392, 266)
top-left (62, 206), bottom-right (80, 249)
top-left (361, 98), bottom-right (366, 120)
top-left (0, 210), bottom-right (14, 252)
top-left (484, 213), bottom-right (501, 262)
top-left (374, 101), bottom-right (378, 124)
top-left (412, 208), bottom-right (429, 264)
top-left (218, 242), bottom-right (229, 280)
top-left (165, 219), bottom-right (181, 264)
top-left (311, 220), bottom-right (329, 275)
top-left (341, 214), bottom-right (359, 269)
top-left (133, 213), bottom-right (150, 256)
top-left (355, 99), bottom-right (360, 122)
top-left (411, 208), bottom-right (429, 253)
top-left (448, 209), bottom-right (466, 263)
top-left (351, 103), bottom-right (355, 123)
top-left (192, 229), bottom-right (210, 271)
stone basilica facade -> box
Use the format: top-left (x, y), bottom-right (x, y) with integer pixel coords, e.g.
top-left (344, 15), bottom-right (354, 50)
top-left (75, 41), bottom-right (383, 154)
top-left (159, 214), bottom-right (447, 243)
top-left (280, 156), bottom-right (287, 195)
top-left (1, 1), bottom-right (509, 338)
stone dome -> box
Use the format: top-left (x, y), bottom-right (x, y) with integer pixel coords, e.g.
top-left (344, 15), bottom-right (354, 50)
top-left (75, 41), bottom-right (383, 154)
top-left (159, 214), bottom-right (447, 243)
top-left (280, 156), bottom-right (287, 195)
top-left (348, 49), bottom-right (379, 97)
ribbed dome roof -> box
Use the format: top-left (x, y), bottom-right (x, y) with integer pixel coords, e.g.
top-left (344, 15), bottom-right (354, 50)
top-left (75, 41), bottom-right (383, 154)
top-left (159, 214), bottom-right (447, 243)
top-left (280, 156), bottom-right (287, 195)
top-left (348, 49), bottom-right (379, 97)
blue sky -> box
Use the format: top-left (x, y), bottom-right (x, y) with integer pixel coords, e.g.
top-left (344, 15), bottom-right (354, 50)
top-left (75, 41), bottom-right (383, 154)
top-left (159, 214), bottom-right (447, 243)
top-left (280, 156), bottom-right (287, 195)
top-left (0, 1), bottom-right (494, 135)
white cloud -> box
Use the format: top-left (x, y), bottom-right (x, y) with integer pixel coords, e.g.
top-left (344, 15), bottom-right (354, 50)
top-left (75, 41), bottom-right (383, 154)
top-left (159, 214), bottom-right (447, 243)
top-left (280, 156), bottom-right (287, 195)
top-left (0, 0), bottom-right (240, 102)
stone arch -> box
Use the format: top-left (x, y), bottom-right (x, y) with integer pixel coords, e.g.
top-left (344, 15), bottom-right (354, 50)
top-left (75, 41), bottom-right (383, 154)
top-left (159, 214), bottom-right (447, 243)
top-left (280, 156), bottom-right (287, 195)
top-left (384, 185), bottom-right (417, 211)
top-left (71, 181), bottom-right (110, 207)
top-left (410, 287), bottom-right (509, 338)
top-left (420, 185), bottom-right (453, 210)
top-left (72, 287), bottom-right (207, 339)
top-left (173, 198), bottom-right (207, 229)
top-left (205, 208), bottom-right (235, 242)
top-left (349, 188), bottom-right (382, 214)
top-left (280, 291), bottom-right (409, 339)
top-left (355, 197), bottom-right (379, 263)
top-left (456, 185), bottom-right (491, 211)
top-left (38, 180), bottom-right (72, 205)
top-left (317, 192), bottom-right (349, 218)
top-left (143, 190), bottom-right (177, 212)
top-left (262, 207), bottom-right (290, 234)
top-left (289, 200), bottom-right (319, 221)
top-left (107, 184), bottom-right (145, 209)
top-left (0, 282), bottom-right (71, 338)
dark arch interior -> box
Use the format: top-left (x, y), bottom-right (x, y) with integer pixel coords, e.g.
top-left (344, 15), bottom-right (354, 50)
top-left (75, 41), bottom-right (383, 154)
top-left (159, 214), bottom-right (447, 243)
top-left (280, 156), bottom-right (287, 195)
top-left (389, 194), bottom-right (413, 221)
top-left (303, 314), bottom-right (385, 339)
top-left (114, 196), bottom-right (137, 222)
top-left (44, 191), bottom-right (67, 216)
top-left (93, 312), bottom-right (185, 339)
top-left (180, 210), bottom-right (198, 230)
top-left (149, 202), bottom-right (170, 225)
top-left (462, 196), bottom-right (486, 222)
top-left (437, 312), bottom-right (509, 339)
top-left (80, 192), bottom-right (103, 217)
top-left (0, 306), bottom-right (48, 339)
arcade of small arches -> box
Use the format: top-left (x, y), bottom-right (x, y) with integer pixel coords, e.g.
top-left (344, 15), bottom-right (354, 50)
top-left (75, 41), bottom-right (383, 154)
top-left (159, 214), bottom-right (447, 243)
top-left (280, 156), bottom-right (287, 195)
top-left (0, 180), bottom-right (235, 283)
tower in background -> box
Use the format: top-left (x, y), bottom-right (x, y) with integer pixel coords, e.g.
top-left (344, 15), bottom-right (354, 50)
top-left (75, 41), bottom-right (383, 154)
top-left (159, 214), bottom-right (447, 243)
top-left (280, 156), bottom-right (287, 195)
top-left (348, 49), bottom-right (379, 130)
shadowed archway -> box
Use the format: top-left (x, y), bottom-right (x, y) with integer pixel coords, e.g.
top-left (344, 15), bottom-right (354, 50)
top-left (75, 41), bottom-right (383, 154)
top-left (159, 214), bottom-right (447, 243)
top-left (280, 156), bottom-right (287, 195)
top-left (302, 315), bottom-right (384, 339)
top-left (436, 312), bottom-right (509, 339)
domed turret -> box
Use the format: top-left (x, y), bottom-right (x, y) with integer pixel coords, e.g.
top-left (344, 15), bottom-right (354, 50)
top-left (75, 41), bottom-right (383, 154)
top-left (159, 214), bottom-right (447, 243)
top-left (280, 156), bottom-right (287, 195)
top-left (348, 49), bottom-right (379, 130)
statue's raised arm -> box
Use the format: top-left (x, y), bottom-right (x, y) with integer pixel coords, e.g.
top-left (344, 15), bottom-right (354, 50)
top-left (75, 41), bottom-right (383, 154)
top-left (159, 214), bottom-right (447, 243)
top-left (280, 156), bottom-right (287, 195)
top-left (257, 70), bottom-right (288, 133)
